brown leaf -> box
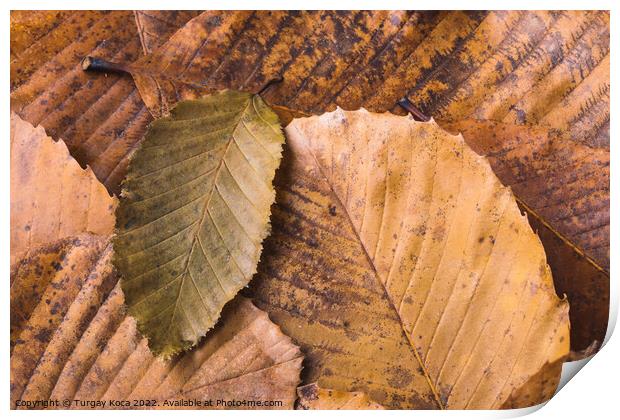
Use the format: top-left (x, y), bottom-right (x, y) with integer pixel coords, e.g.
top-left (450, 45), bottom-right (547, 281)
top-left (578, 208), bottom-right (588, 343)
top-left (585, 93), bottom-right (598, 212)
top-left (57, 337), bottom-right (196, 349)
top-left (10, 235), bottom-right (303, 409)
top-left (94, 11), bottom-right (608, 149)
top-left (13, 11), bottom-right (608, 196)
top-left (249, 109), bottom-right (569, 409)
top-left (10, 113), bottom-right (116, 267)
top-left (10, 10), bottom-right (151, 193)
top-left (296, 383), bottom-right (385, 410)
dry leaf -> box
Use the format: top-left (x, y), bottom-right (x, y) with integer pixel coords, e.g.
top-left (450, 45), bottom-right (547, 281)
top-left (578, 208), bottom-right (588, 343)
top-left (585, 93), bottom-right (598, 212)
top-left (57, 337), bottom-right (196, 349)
top-left (10, 10), bottom-right (151, 192)
top-left (12, 11), bottom-right (608, 196)
top-left (296, 383), bottom-right (384, 410)
top-left (249, 109), bottom-right (569, 409)
top-left (443, 120), bottom-right (609, 354)
top-left (93, 11), bottom-right (608, 149)
top-left (10, 113), bottom-right (116, 267)
top-left (134, 11), bottom-right (200, 54)
top-left (443, 120), bottom-right (609, 269)
top-left (11, 235), bottom-right (302, 409)
top-left (114, 91), bottom-right (285, 357)
top-left (499, 360), bottom-right (563, 409)
top-left (271, 110), bottom-right (608, 356)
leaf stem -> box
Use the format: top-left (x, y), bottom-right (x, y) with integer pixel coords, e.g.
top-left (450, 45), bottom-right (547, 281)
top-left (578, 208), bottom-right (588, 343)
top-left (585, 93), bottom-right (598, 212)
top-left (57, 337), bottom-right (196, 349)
top-left (397, 97), bottom-right (431, 122)
top-left (258, 75), bottom-right (284, 97)
top-left (81, 56), bottom-right (131, 75)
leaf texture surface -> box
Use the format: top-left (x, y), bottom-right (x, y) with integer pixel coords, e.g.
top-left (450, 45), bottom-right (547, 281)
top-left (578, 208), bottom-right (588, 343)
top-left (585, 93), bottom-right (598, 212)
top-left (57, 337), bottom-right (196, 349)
top-left (249, 109), bottom-right (569, 409)
top-left (114, 91), bottom-right (285, 356)
top-left (10, 113), bottom-right (116, 267)
top-left (133, 10), bottom-right (200, 54)
top-left (118, 11), bottom-right (608, 149)
top-left (10, 235), bottom-right (302, 409)
top-left (444, 120), bottom-right (609, 269)
top-left (10, 10), bottom-right (151, 193)
top-left (443, 120), bottom-right (609, 353)
top-left (11, 11), bottom-right (609, 196)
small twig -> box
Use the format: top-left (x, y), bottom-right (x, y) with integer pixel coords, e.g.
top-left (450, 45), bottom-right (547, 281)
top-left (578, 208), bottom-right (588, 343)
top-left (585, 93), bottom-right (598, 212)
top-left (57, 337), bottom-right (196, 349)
top-left (82, 56), bottom-right (131, 75)
top-left (258, 75), bottom-right (284, 97)
top-left (397, 96), bottom-right (430, 122)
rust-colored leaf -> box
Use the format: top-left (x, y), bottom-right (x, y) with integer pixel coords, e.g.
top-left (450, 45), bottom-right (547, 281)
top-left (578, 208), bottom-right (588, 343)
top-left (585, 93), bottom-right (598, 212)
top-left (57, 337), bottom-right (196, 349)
top-left (10, 113), bottom-right (116, 267)
top-left (10, 235), bottom-right (303, 409)
top-left (89, 11), bottom-right (608, 150)
top-left (296, 383), bottom-right (384, 410)
top-left (249, 109), bottom-right (569, 409)
top-left (10, 10), bottom-right (151, 193)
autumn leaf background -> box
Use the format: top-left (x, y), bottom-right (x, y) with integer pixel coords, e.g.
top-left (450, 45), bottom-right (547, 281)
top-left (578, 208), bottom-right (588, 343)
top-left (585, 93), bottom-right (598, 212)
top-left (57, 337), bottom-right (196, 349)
top-left (9, 10), bottom-right (609, 410)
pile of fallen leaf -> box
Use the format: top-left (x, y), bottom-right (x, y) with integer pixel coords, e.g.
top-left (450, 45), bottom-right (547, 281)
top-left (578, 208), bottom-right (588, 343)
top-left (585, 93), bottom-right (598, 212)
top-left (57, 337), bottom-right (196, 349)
top-left (10, 11), bottom-right (609, 410)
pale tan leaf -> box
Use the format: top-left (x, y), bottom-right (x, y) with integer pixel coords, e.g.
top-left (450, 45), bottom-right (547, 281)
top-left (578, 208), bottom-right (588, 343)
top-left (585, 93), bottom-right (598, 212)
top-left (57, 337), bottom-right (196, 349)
top-left (10, 113), bottom-right (116, 267)
top-left (442, 120), bottom-right (609, 354)
top-left (249, 109), bottom-right (569, 409)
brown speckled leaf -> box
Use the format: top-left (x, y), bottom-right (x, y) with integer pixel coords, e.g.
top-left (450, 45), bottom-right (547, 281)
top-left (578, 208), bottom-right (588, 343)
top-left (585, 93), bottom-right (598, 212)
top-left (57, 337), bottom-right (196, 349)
top-left (10, 10), bottom-right (151, 193)
top-left (97, 11), bottom-right (608, 150)
top-left (10, 113), bottom-right (116, 267)
top-left (296, 383), bottom-right (385, 410)
top-left (249, 109), bottom-right (569, 409)
top-left (10, 235), bottom-right (303, 409)
top-left (499, 360), bottom-right (563, 409)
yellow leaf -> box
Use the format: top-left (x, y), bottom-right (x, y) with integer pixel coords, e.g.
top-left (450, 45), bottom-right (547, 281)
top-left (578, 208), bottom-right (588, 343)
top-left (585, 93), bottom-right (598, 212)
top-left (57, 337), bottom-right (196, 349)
top-left (250, 109), bottom-right (569, 409)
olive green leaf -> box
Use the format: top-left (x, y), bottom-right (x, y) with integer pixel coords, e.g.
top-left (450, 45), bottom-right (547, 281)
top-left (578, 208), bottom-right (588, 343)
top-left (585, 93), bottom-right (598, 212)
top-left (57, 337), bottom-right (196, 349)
top-left (113, 91), bottom-right (284, 357)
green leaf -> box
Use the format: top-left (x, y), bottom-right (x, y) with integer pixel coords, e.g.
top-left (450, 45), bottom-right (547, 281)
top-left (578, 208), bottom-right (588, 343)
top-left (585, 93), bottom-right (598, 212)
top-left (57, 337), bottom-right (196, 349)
top-left (113, 91), bottom-right (284, 357)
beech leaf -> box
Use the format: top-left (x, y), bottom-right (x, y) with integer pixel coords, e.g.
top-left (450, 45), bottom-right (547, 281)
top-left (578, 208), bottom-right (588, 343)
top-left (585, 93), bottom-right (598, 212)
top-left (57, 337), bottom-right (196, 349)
top-left (442, 120), bottom-right (609, 353)
top-left (249, 109), bottom-right (569, 409)
top-left (113, 91), bottom-right (285, 357)
top-left (10, 235), bottom-right (302, 409)
top-left (10, 113), bottom-right (116, 267)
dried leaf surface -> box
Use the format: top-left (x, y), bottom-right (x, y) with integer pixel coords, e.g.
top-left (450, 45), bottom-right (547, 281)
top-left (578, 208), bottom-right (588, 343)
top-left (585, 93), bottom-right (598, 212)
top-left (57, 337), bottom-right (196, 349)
top-left (134, 11), bottom-right (200, 54)
top-left (499, 360), bottom-right (563, 409)
top-left (249, 109), bottom-right (569, 409)
top-left (119, 11), bottom-right (608, 148)
top-left (444, 120), bottom-right (609, 269)
top-left (10, 235), bottom-right (302, 409)
top-left (296, 383), bottom-right (384, 410)
top-left (12, 11), bottom-right (608, 196)
top-left (114, 91), bottom-right (285, 357)
top-left (10, 113), bottom-right (116, 267)
top-left (10, 10), bottom-right (151, 192)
